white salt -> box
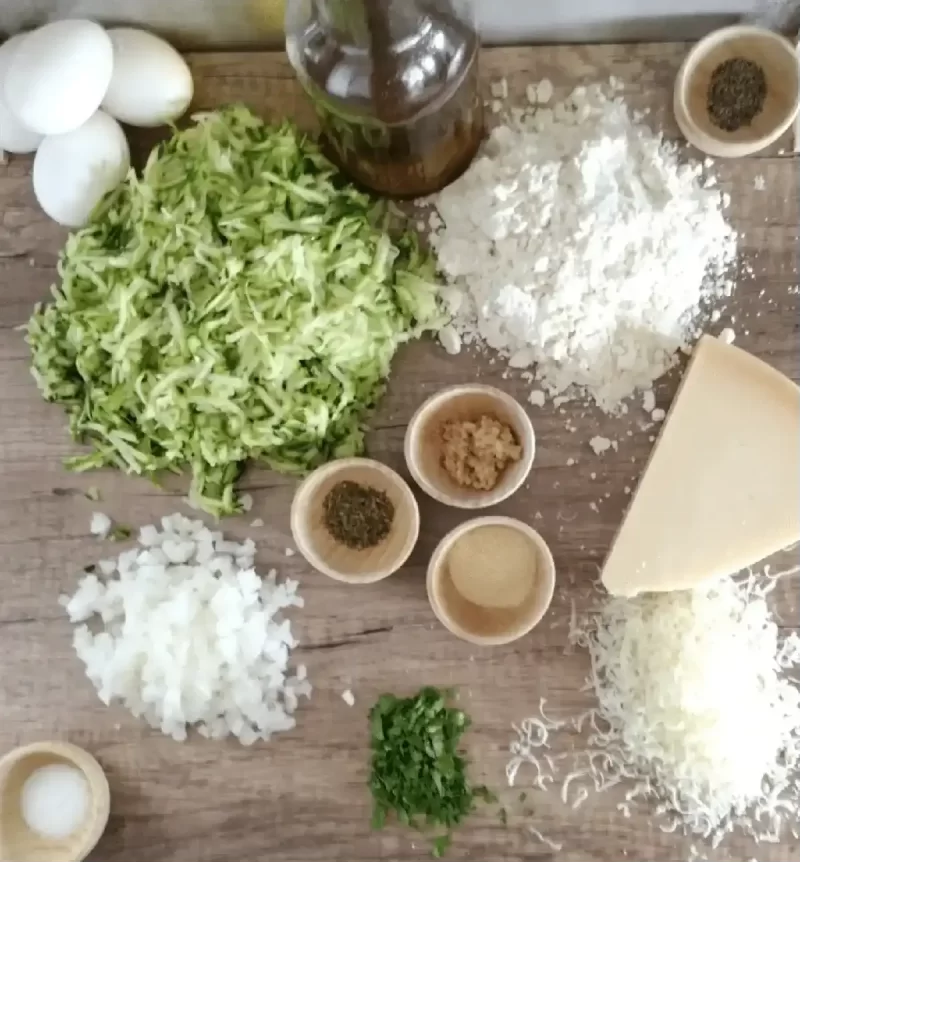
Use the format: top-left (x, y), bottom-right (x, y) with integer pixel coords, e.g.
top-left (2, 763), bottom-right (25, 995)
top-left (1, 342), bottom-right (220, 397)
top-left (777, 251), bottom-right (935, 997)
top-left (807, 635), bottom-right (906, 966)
top-left (20, 763), bottom-right (90, 840)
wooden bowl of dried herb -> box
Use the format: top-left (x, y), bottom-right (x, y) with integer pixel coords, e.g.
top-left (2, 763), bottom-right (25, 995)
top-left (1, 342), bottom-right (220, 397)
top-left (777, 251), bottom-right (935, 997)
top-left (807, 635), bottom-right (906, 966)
top-left (291, 458), bottom-right (420, 584)
top-left (674, 25), bottom-right (799, 158)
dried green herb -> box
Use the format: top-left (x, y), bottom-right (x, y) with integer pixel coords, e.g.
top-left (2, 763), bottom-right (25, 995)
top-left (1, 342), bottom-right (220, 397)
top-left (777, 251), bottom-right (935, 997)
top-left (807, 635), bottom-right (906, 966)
top-left (110, 524), bottom-right (132, 541)
top-left (368, 687), bottom-right (491, 855)
top-left (707, 57), bottom-right (767, 132)
top-left (323, 479), bottom-right (394, 550)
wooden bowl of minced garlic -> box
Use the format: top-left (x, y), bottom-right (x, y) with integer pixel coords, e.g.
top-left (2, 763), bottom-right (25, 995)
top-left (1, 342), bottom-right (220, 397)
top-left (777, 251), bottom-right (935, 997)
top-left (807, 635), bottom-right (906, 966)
top-left (427, 516), bottom-right (556, 646)
top-left (404, 384), bottom-right (535, 509)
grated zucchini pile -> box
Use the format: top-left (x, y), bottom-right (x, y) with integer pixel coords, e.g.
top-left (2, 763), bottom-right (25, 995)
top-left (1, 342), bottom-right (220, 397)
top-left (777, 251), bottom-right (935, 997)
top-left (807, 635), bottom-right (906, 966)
top-left (27, 105), bottom-right (445, 515)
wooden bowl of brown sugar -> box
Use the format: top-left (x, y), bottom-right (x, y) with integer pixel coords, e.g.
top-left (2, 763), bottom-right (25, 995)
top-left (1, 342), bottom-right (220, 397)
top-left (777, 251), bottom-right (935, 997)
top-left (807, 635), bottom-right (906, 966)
top-left (404, 384), bottom-right (536, 509)
top-left (291, 458), bottom-right (420, 584)
top-left (674, 25), bottom-right (799, 158)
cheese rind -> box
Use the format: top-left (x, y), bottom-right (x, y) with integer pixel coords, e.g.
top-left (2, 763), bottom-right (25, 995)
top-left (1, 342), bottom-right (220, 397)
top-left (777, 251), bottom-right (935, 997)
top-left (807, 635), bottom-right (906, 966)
top-left (601, 337), bottom-right (799, 595)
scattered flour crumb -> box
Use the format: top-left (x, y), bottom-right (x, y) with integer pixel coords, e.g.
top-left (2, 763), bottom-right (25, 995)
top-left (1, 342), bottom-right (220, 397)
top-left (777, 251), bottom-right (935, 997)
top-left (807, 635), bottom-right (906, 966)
top-left (642, 389), bottom-right (656, 413)
top-left (285, 548), bottom-right (295, 557)
top-left (341, 689), bottom-right (355, 707)
top-left (566, 457), bottom-right (575, 466)
top-left (491, 99), bottom-right (502, 113)
top-left (754, 174), bottom-right (766, 191)
top-left (718, 327), bottom-right (736, 345)
top-left (589, 436), bottom-right (613, 456)
top-left (528, 389), bottom-right (546, 407)
top-left (438, 325), bottom-right (462, 355)
top-left (250, 518), bottom-right (263, 528)
top-left (651, 408), bottom-right (666, 422)
top-left (623, 485), bottom-right (631, 494)
top-left (240, 494), bottom-right (253, 512)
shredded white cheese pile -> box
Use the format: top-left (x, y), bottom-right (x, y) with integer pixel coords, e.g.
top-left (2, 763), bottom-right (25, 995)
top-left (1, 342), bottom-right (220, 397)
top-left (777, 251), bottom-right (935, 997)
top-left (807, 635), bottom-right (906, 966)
top-left (62, 513), bottom-right (311, 744)
top-left (506, 573), bottom-right (800, 848)
top-left (580, 574), bottom-right (800, 844)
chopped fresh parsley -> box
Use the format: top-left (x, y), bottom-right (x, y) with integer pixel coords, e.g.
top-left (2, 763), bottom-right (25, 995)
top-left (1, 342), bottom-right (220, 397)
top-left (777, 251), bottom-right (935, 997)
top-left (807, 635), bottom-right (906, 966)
top-left (368, 687), bottom-right (492, 856)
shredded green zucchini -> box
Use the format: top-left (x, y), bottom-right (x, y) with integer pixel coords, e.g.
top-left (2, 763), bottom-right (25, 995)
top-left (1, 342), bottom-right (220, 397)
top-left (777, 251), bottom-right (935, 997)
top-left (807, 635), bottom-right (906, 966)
top-left (27, 105), bottom-right (445, 515)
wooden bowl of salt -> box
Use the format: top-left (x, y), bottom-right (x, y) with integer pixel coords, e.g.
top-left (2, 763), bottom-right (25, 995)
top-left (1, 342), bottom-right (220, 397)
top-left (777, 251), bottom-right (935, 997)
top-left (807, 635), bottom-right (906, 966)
top-left (0, 741), bottom-right (110, 862)
top-left (427, 516), bottom-right (556, 646)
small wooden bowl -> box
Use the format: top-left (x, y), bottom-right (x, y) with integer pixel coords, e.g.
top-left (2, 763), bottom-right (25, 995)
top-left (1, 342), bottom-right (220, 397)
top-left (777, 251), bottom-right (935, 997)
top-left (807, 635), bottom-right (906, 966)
top-left (674, 25), bottom-right (799, 158)
top-left (427, 516), bottom-right (556, 646)
top-left (290, 457), bottom-right (420, 584)
top-left (0, 741), bottom-right (110, 862)
top-left (404, 384), bottom-right (535, 509)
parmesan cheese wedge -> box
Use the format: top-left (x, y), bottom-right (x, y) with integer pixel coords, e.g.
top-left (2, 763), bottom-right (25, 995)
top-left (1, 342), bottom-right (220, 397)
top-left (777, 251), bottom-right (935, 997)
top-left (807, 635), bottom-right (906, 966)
top-left (601, 336), bottom-right (799, 595)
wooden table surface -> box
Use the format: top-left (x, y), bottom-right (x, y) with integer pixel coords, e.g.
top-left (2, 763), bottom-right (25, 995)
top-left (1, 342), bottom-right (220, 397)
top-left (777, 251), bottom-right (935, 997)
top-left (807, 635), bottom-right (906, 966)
top-left (0, 44), bottom-right (799, 861)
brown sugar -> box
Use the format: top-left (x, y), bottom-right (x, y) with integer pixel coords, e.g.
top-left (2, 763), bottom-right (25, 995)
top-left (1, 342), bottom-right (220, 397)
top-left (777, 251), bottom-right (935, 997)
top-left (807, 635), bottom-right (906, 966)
top-left (440, 415), bottom-right (522, 490)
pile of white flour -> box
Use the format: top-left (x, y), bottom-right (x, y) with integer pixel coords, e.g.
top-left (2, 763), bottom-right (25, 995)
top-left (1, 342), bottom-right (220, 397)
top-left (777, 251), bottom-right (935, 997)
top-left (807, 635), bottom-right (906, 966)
top-left (431, 84), bottom-right (737, 412)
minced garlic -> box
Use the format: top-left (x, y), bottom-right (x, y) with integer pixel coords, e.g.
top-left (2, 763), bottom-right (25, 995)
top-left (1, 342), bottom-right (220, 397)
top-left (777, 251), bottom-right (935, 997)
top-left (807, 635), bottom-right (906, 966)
top-left (440, 415), bottom-right (522, 490)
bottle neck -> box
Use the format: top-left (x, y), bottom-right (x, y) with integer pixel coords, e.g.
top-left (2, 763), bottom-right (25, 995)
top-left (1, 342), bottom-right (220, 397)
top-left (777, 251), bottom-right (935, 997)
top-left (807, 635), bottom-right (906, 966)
top-left (314, 0), bottom-right (429, 49)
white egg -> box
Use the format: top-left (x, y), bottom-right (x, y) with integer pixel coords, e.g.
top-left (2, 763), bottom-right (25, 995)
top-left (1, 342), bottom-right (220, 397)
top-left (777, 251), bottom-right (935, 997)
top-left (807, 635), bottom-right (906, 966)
top-left (33, 111), bottom-right (129, 228)
top-left (0, 33), bottom-right (43, 153)
top-left (101, 28), bottom-right (193, 127)
top-left (4, 19), bottom-right (113, 136)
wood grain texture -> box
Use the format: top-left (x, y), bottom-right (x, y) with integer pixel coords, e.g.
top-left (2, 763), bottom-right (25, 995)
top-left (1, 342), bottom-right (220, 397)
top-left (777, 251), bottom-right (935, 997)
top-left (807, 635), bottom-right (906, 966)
top-left (0, 43), bottom-right (799, 862)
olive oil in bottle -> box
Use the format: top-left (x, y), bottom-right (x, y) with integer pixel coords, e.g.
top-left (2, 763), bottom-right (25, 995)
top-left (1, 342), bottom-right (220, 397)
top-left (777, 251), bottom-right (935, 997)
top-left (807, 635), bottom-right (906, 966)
top-left (286, 0), bottom-right (483, 198)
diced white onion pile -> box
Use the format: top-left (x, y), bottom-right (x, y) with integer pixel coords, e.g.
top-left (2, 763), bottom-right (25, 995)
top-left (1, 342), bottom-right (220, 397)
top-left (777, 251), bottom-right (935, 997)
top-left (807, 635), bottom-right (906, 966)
top-left (62, 514), bottom-right (310, 744)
